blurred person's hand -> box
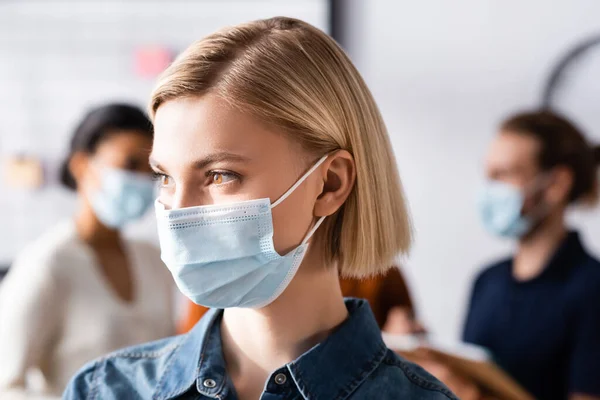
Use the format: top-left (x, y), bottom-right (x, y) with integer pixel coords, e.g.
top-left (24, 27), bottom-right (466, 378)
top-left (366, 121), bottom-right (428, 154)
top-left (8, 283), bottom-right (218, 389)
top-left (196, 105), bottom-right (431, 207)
top-left (383, 306), bottom-right (426, 335)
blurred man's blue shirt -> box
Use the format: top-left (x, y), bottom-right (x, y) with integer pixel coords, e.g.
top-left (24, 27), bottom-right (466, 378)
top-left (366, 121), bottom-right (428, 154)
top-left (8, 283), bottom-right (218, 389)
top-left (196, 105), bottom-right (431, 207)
top-left (464, 231), bottom-right (600, 399)
top-left (64, 299), bottom-right (456, 399)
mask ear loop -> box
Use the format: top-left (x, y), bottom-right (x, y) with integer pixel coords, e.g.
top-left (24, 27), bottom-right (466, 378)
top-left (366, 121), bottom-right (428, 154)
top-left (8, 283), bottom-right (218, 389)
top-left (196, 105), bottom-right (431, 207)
top-left (301, 216), bottom-right (326, 245)
top-left (271, 154), bottom-right (329, 209)
top-left (524, 172), bottom-right (553, 196)
top-left (521, 172), bottom-right (554, 223)
top-left (271, 154), bottom-right (330, 245)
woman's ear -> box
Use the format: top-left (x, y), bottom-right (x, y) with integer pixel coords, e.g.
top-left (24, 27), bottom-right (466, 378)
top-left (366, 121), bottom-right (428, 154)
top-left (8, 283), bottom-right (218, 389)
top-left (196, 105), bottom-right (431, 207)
top-left (314, 150), bottom-right (356, 217)
top-left (69, 151), bottom-right (92, 191)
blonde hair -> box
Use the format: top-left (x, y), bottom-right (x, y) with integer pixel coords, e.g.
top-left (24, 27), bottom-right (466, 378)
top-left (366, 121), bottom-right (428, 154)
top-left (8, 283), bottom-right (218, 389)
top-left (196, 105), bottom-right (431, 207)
top-left (150, 17), bottom-right (412, 278)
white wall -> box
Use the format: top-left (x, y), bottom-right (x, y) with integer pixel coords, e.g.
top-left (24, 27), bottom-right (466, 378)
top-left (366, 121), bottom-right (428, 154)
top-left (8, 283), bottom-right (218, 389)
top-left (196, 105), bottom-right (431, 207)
top-left (340, 0), bottom-right (600, 340)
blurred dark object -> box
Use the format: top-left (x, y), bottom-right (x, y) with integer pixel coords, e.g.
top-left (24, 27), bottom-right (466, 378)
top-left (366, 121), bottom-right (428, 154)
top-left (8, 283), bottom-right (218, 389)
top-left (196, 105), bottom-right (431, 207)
top-left (0, 265), bottom-right (9, 282)
top-left (541, 33), bottom-right (600, 108)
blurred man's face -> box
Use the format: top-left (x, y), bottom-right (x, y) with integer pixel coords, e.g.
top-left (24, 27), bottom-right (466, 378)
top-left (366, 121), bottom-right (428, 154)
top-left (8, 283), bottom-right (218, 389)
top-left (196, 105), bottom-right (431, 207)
top-left (485, 131), bottom-right (541, 189)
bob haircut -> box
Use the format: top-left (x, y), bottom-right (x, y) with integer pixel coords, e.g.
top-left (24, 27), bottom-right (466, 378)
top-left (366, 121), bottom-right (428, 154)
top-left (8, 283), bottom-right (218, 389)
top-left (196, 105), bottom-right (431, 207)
top-left (149, 17), bottom-right (412, 278)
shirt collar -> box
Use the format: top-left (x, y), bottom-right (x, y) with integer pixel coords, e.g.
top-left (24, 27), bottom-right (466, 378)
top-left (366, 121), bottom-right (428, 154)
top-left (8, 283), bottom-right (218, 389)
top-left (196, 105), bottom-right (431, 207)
top-left (154, 307), bottom-right (223, 400)
top-left (510, 230), bottom-right (588, 283)
top-left (544, 231), bottom-right (587, 277)
top-left (288, 298), bottom-right (388, 399)
top-left (155, 298), bottom-right (387, 400)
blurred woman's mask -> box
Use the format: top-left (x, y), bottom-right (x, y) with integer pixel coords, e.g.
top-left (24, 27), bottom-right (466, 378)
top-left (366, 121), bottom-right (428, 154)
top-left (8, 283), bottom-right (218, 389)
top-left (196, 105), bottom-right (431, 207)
top-left (89, 165), bottom-right (156, 228)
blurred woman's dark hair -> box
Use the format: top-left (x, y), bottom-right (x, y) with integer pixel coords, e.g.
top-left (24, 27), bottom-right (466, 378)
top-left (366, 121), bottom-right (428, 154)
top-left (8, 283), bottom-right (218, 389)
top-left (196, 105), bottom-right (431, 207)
top-left (501, 110), bottom-right (600, 205)
top-left (60, 103), bottom-right (153, 190)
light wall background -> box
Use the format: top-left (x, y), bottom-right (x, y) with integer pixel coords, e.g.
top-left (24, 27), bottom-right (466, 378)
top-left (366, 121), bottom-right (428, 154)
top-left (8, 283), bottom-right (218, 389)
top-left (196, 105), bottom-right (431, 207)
top-left (339, 0), bottom-right (600, 340)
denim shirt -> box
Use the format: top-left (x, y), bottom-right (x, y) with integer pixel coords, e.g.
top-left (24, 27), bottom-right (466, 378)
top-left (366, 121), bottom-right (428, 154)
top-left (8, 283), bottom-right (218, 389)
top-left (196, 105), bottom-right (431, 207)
top-left (64, 299), bottom-right (456, 399)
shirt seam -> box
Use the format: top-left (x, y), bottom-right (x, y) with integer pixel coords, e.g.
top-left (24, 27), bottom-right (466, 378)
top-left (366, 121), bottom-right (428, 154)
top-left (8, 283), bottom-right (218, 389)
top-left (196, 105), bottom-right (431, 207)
top-left (81, 340), bottom-right (183, 400)
top-left (290, 341), bottom-right (388, 400)
top-left (336, 342), bottom-right (389, 400)
top-left (87, 361), bottom-right (102, 400)
top-left (153, 338), bottom-right (190, 400)
top-left (383, 352), bottom-right (457, 399)
top-left (102, 341), bottom-right (182, 360)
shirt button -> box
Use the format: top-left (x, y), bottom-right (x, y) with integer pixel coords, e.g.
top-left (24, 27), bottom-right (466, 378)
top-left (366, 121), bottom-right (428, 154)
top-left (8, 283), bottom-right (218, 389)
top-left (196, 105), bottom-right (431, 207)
top-left (274, 373), bottom-right (287, 385)
top-left (203, 378), bottom-right (217, 388)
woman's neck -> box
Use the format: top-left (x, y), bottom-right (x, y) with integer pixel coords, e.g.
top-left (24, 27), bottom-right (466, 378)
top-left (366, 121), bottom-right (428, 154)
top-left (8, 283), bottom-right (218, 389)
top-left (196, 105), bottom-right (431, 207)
top-left (514, 210), bottom-right (567, 281)
top-left (220, 252), bottom-right (348, 389)
top-left (75, 202), bottom-right (121, 246)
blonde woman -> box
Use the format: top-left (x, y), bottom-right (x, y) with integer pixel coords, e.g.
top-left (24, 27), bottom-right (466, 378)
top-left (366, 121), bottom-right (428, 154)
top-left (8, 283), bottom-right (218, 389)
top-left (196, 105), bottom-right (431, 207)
top-left (65, 17), bottom-right (456, 400)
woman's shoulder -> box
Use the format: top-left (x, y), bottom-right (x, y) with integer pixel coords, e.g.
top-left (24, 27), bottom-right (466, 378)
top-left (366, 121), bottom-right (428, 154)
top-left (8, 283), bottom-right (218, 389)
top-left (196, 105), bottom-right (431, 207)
top-left (351, 349), bottom-right (457, 399)
top-left (63, 334), bottom-right (185, 400)
top-left (63, 307), bottom-right (223, 399)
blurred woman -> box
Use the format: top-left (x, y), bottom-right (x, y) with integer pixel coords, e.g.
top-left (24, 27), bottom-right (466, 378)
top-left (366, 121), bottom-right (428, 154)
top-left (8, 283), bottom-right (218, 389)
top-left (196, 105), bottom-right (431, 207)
top-left (65, 17), bottom-right (455, 400)
top-left (0, 104), bottom-right (175, 397)
top-left (464, 110), bottom-right (600, 400)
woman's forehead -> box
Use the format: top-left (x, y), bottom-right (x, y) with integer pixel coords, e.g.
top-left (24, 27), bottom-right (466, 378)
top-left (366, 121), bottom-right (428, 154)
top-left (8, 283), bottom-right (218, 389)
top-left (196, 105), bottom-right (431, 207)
top-left (150, 95), bottom-right (305, 171)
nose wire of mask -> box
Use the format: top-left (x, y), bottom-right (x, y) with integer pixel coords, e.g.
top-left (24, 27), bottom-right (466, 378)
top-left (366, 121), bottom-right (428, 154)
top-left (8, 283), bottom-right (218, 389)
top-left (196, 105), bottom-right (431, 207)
top-left (521, 173), bottom-right (554, 224)
top-left (155, 154), bottom-right (330, 309)
top-left (522, 173), bottom-right (552, 199)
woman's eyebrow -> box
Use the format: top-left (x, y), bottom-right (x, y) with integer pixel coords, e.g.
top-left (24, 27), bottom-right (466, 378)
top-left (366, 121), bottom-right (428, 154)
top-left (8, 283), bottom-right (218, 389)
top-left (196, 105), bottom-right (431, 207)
top-left (148, 157), bottom-right (165, 172)
top-left (149, 152), bottom-right (251, 173)
top-left (191, 152), bottom-right (251, 170)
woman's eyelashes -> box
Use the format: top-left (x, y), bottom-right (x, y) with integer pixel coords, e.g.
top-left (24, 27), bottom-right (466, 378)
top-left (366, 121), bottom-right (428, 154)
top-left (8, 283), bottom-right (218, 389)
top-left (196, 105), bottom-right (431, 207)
top-left (152, 172), bottom-right (174, 188)
top-left (150, 170), bottom-right (241, 191)
top-left (207, 170), bottom-right (241, 186)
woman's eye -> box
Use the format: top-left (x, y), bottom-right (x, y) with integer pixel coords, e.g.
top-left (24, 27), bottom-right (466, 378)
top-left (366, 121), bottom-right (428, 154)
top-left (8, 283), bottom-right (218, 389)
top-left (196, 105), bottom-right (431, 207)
top-left (153, 173), bottom-right (173, 188)
top-left (210, 172), bottom-right (237, 185)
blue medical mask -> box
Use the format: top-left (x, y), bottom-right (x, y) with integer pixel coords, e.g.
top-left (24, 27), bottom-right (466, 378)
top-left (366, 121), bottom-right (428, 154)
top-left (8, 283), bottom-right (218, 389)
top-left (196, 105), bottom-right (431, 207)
top-left (90, 166), bottom-right (156, 229)
top-left (478, 178), bottom-right (549, 239)
top-left (155, 155), bottom-right (328, 309)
